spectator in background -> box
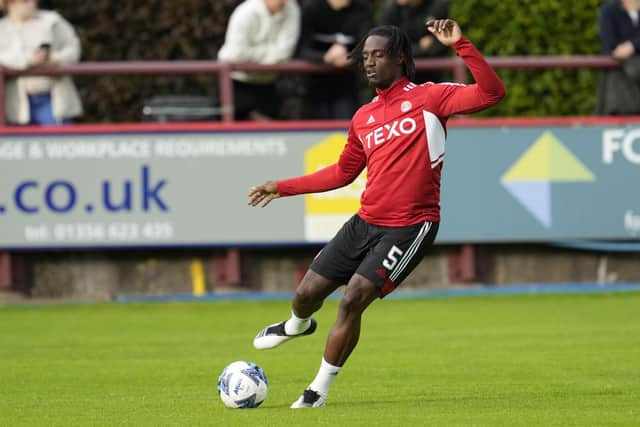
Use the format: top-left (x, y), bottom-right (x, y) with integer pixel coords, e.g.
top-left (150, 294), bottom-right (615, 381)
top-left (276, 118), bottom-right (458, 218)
top-left (298, 0), bottom-right (373, 119)
top-left (0, 0), bottom-right (82, 125)
top-left (380, 0), bottom-right (449, 84)
top-left (597, 0), bottom-right (640, 115)
top-left (218, 0), bottom-right (300, 121)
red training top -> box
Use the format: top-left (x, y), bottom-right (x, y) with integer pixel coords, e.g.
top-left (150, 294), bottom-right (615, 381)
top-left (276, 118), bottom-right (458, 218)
top-left (277, 37), bottom-right (506, 227)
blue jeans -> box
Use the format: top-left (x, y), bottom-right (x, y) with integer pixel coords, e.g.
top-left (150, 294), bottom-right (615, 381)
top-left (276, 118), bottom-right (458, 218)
top-left (28, 94), bottom-right (72, 125)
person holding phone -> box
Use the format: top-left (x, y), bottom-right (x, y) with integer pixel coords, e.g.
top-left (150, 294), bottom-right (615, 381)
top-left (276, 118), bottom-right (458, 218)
top-left (0, 0), bottom-right (82, 125)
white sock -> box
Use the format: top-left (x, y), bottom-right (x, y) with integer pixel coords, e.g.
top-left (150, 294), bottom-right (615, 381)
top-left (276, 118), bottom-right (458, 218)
top-left (284, 310), bottom-right (310, 335)
top-left (308, 358), bottom-right (341, 397)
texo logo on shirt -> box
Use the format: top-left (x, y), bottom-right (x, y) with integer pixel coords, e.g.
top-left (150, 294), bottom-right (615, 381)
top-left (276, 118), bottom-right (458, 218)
top-left (363, 118), bottom-right (417, 149)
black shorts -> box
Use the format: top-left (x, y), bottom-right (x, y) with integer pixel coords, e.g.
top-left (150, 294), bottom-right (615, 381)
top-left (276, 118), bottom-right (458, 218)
top-left (310, 214), bottom-right (439, 298)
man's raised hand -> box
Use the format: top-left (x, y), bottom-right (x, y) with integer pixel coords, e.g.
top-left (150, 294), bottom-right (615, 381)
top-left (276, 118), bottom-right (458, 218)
top-left (426, 19), bottom-right (462, 46)
top-left (248, 181), bottom-right (280, 208)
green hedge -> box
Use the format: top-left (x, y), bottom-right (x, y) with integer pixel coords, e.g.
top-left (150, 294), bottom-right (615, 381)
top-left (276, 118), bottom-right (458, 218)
top-left (11, 0), bottom-right (605, 120)
top-left (451, 0), bottom-right (603, 116)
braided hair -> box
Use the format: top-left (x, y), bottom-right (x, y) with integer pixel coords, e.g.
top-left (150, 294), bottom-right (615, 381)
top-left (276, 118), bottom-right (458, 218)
top-left (350, 25), bottom-right (416, 81)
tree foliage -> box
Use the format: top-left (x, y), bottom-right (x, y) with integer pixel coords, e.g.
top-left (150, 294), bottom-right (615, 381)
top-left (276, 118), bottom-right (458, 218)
top-left (450, 0), bottom-right (603, 116)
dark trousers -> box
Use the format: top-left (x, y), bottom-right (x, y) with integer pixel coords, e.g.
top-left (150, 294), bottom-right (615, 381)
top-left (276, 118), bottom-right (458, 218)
top-left (307, 75), bottom-right (359, 120)
top-left (233, 80), bottom-right (279, 120)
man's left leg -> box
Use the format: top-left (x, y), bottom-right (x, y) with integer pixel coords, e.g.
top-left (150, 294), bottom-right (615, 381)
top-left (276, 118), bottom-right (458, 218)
top-left (291, 274), bottom-right (379, 408)
top-left (323, 275), bottom-right (379, 366)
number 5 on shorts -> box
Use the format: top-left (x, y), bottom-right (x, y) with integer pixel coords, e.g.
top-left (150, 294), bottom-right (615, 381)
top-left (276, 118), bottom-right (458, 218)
top-left (382, 245), bottom-right (404, 270)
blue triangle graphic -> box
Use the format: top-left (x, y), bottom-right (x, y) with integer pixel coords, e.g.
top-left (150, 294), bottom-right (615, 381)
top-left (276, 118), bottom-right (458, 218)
top-left (502, 181), bottom-right (552, 228)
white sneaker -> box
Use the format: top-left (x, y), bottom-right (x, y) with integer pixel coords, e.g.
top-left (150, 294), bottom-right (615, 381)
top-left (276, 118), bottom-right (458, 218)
top-left (290, 389), bottom-right (326, 408)
top-left (253, 318), bottom-right (317, 350)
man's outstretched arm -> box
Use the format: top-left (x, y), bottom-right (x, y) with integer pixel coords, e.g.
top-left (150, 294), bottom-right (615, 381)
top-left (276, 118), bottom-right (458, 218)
top-left (425, 19), bottom-right (506, 116)
top-left (248, 127), bottom-right (366, 208)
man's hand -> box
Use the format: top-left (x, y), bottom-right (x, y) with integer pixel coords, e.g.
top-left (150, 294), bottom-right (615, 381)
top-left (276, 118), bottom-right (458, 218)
top-left (31, 48), bottom-right (49, 66)
top-left (419, 35), bottom-right (434, 52)
top-left (332, 51), bottom-right (351, 68)
top-left (248, 181), bottom-right (280, 208)
top-left (323, 43), bottom-right (341, 64)
top-left (323, 43), bottom-right (349, 67)
top-left (612, 41), bottom-right (635, 60)
top-left (426, 19), bottom-right (462, 47)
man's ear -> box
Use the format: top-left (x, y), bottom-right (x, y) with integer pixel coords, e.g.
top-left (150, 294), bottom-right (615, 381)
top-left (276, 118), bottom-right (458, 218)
top-left (397, 52), bottom-right (405, 66)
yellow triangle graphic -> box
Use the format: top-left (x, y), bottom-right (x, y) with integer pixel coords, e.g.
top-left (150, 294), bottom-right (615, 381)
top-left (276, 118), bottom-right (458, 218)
top-left (547, 133), bottom-right (595, 181)
top-left (502, 132), bottom-right (551, 181)
top-left (502, 131), bottom-right (595, 182)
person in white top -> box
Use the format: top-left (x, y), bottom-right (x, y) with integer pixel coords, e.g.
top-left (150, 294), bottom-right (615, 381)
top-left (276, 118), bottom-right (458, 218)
top-left (218, 0), bottom-right (300, 121)
top-left (0, 0), bottom-right (82, 125)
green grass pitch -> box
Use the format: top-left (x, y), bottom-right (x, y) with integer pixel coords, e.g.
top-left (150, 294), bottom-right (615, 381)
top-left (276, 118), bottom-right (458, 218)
top-left (1, 292), bottom-right (639, 426)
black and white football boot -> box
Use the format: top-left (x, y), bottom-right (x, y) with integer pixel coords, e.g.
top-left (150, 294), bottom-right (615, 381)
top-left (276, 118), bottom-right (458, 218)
top-left (253, 318), bottom-right (317, 350)
top-left (290, 389), bottom-right (326, 408)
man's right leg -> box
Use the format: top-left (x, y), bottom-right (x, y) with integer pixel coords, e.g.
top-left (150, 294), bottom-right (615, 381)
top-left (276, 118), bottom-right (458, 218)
top-left (291, 269), bottom-right (339, 319)
top-left (254, 214), bottom-right (366, 349)
top-left (253, 269), bottom-right (340, 350)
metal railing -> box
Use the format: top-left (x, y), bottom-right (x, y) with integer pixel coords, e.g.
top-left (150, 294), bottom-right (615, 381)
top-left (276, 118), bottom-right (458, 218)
top-left (0, 56), bottom-right (620, 124)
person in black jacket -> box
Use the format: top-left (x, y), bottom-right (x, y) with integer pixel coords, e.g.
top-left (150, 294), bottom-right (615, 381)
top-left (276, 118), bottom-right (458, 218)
top-left (600, 0), bottom-right (640, 59)
top-left (597, 0), bottom-right (640, 115)
top-left (380, 0), bottom-right (449, 83)
top-left (298, 0), bottom-right (374, 119)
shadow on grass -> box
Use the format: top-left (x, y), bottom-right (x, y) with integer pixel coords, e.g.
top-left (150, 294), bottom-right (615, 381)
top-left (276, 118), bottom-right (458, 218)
top-left (260, 397), bottom-right (436, 410)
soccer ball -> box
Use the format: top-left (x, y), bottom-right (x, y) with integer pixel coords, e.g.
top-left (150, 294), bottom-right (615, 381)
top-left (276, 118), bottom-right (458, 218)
top-left (217, 361), bottom-right (268, 408)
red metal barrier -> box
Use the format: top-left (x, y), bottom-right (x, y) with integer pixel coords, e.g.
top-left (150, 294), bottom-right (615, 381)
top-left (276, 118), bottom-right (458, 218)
top-left (4, 115), bottom-right (640, 136)
top-left (0, 66), bottom-right (5, 128)
top-left (0, 56), bottom-right (620, 125)
top-left (0, 252), bottom-right (11, 290)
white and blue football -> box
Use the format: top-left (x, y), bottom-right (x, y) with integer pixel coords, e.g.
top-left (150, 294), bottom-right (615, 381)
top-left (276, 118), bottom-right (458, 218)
top-left (217, 361), bottom-right (268, 409)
